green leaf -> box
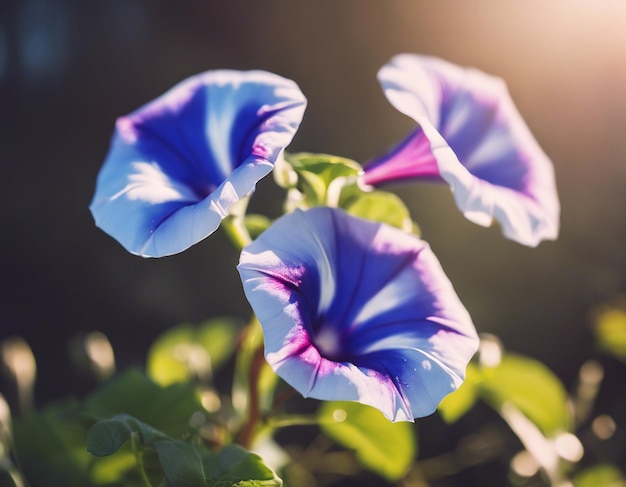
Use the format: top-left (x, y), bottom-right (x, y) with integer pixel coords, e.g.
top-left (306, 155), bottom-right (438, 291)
top-left (147, 318), bottom-right (244, 386)
top-left (318, 401), bottom-right (416, 481)
top-left (154, 441), bottom-right (282, 487)
top-left (86, 414), bottom-right (170, 456)
top-left (12, 403), bottom-right (92, 487)
top-left (594, 304), bottom-right (626, 363)
top-left (84, 368), bottom-right (204, 439)
top-left (573, 464), bottom-right (626, 487)
top-left (86, 415), bottom-right (283, 486)
top-left (478, 354), bottom-right (570, 436)
top-left (438, 362), bottom-right (480, 423)
top-left (343, 189), bottom-right (415, 232)
top-left (86, 416), bottom-right (134, 456)
top-left (285, 152), bottom-right (362, 207)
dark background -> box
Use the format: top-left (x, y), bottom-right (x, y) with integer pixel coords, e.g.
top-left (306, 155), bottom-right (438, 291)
top-left (0, 0), bottom-right (624, 463)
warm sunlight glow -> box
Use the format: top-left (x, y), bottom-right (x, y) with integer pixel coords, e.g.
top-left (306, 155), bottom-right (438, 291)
top-left (500, 403), bottom-right (558, 474)
top-left (1, 337), bottom-right (36, 383)
top-left (554, 432), bottom-right (584, 463)
top-left (510, 450), bottom-right (539, 478)
top-left (479, 334), bottom-right (503, 368)
top-left (332, 408), bottom-right (348, 423)
top-left (173, 343), bottom-right (212, 379)
top-left (592, 414), bottom-right (617, 440)
top-left (85, 331), bottom-right (115, 380)
top-left (0, 394), bottom-right (10, 427)
top-left (200, 388), bottom-right (221, 413)
top-left (1, 337), bottom-right (36, 413)
top-left (580, 359), bottom-right (604, 387)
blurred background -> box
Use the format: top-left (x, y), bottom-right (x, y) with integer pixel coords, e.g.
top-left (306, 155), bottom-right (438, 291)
top-left (0, 0), bottom-right (624, 479)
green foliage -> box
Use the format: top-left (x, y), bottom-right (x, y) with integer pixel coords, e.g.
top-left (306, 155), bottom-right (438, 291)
top-left (438, 362), bottom-right (480, 423)
top-left (89, 449), bottom-right (137, 484)
top-left (283, 152), bottom-right (361, 207)
top-left (12, 402), bottom-right (92, 487)
top-left (244, 214), bottom-right (272, 240)
top-left (11, 370), bottom-right (212, 487)
top-left (439, 354), bottom-right (570, 437)
top-left (573, 464), bottom-right (626, 487)
top-left (7, 344), bottom-right (576, 487)
top-left (84, 368), bottom-right (204, 439)
top-left (147, 318), bottom-right (243, 386)
top-left (479, 354), bottom-right (571, 436)
top-left (318, 401), bottom-right (416, 481)
top-left (341, 188), bottom-right (417, 233)
top-left (593, 302), bottom-right (626, 363)
top-left (281, 151), bottom-right (420, 232)
top-left (87, 414), bottom-right (169, 457)
top-left (86, 413), bottom-right (282, 487)
top-left (11, 365), bottom-right (284, 487)
top-left (154, 442), bottom-right (282, 487)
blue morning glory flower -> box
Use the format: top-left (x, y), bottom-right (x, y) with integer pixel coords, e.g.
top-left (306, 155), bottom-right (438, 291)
top-left (362, 54), bottom-right (560, 247)
top-left (238, 207), bottom-right (478, 421)
top-left (90, 70), bottom-right (307, 257)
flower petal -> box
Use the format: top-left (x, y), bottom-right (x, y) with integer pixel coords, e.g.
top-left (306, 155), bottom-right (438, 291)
top-left (90, 70), bottom-right (307, 257)
top-left (364, 54), bottom-right (559, 247)
top-left (238, 207), bottom-right (478, 421)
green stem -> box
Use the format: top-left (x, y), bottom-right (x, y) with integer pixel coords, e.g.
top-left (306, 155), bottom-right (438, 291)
top-left (221, 215), bottom-right (252, 250)
top-left (265, 414), bottom-right (322, 428)
top-left (221, 194), bottom-right (253, 249)
top-left (131, 431), bottom-right (154, 487)
top-left (236, 345), bottom-right (265, 448)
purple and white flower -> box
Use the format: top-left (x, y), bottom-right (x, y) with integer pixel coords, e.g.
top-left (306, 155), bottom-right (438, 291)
top-left (90, 70), bottom-right (307, 257)
top-left (238, 207), bottom-right (478, 421)
top-left (363, 54), bottom-right (560, 247)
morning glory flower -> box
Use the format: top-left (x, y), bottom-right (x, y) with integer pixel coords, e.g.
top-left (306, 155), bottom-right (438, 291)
top-left (362, 54), bottom-right (560, 247)
top-left (238, 207), bottom-right (478, 421)
top-left (90, 70), bottom-right (307, 257)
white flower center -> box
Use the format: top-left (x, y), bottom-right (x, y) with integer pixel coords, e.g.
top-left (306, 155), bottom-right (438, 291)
top-left (314, 326), bottom-right (342, 361)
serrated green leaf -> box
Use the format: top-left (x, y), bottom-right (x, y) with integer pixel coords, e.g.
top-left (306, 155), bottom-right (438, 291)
top-left (147, 318), bottom-right (243, 387)
top-left (154, 441), bottom-right (282, 487)
top-left (573, 463), bottom-right (626, 487)
top-left (478, 354), bottom-right (570, 436)
top-left (594, 304), bottom-right (626, 363)
top-left (318, 401), bottom-right (416, 481)
top-left (438, 362), bottom-right (480, 423)
top-left (343, 190), bottom-right (414, 232)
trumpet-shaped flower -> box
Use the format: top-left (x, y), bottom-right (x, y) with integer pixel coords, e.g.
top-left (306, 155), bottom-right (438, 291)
top-left (238, 207), bottom-right (478, 421)
top-left (363, 54), bottom-right (559, 247)
top-left (90, 70), bottom-right (307, 257)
